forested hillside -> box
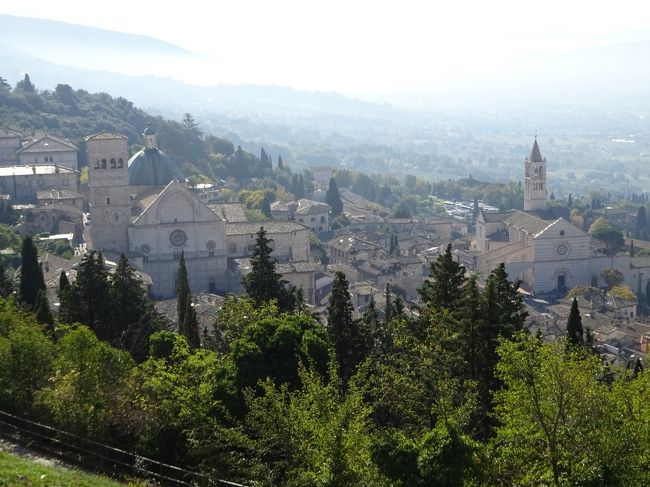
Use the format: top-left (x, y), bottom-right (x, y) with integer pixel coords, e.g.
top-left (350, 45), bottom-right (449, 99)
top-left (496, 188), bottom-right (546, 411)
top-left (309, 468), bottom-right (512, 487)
top-left (0, 75), bottom-right (253, 182)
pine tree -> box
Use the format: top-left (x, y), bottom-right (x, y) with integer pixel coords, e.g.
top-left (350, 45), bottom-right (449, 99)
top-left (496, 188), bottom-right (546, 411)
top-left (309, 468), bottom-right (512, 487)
top-left (175, 253), bottom-right (201, 348)
top-left (418, 244), bottom-right (466, 310)
top-left (59, 251), bottom-right (111, 338)
top-left (19, 236), bottom-right (46, 310)
top-left (16, 73), bottom-right (35, 92)
top-left (0, 262), bottom-right (13, 298)
top-left (243, 227), bottom-right (297, 312)
top-left (566, 297), bottom-right (584, 346)
top-left (326, 177), bottom-right (343, 217)
top-left (58, 271), bottom-right (69, 294)
top-left (327, 271), bottom-right (367, 384)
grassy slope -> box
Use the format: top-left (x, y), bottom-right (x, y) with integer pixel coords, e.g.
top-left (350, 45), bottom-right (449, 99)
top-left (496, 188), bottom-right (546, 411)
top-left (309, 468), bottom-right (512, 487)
top-left (0, 450), bottom-right (130, 486)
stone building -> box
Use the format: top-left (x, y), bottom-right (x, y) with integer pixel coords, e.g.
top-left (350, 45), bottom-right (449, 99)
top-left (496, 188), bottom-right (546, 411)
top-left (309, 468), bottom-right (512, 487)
top-left (472, 139), bottom-right (650, 296)
top-left (0, 129), bottom-right (21, 164)
top-left (17, 135), bottom-right (79, 170)
top-left (86, 128), bottom-right (312, 299)
top-left (0, 164), bottom-right (79, 203)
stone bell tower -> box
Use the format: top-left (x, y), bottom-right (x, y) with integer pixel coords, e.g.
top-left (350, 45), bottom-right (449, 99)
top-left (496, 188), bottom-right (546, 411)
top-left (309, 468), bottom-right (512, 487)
top-left (86, 132), bottom-right (131, 252)
top-left (524, 137), bottom-right (547, 211)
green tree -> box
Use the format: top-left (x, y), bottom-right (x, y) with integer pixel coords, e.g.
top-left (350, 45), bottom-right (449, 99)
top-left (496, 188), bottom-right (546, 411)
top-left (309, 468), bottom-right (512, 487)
top-left (176, 253), bottom-right (200, 348)
top-left (601, 267), bottom-right (624, 290)
top-left (19, 236), bottom-right (45, 310)
top-left (589, 217), bottom-right (624, 251)
top-left (492, 335), bottom-right (650, 486)
top-left (58, 270), bottom-right (69, 293)
top-left (110, 254), bottom-right (165, 360)
top-left (0, 299), bottom-right (54, 414)
top-left (15, 73), bottom-right (35, 92)
top-left (327, 271), bottom-right (369, 384)
top-left (0, 262), bottom-right (13, 298)
top-left (418, 244), bottom-right (466, 310)
top-left (34, 289), bottom-right (53, 328)
top-left (636, 206), bottom-right (647, 236)
top-left (242, 227), bottom-right (299, 312)
top-left (326, 177), bottom-right (344, 217)
top-left (566, 297), bottom-right (583, 346)
top-left (393, 200), bottom-right (412, 219)
top-left (59, 251), bottom-right (112, 339)
top-left (231, 315), bottom-right (330, 393)
top-left (36, 326), bottom-right (134, 440)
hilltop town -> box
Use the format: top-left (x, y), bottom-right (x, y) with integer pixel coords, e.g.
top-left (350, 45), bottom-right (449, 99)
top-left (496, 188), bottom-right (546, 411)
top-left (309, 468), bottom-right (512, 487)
top-left (0, 114), bottom-right (647, 367)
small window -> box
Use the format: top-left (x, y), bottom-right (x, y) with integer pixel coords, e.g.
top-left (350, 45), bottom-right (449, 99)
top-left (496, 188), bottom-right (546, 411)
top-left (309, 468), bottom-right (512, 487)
top-left (107, 198), bottom-right (111, 205)
top-left (94, 159), bottom-right (100, 169)
top-left (100, 159), bottom-right (107, 169)
top-left (117, 158), bottom-right (123, 168)
top-left (110, 158), bottom-right (116, 169)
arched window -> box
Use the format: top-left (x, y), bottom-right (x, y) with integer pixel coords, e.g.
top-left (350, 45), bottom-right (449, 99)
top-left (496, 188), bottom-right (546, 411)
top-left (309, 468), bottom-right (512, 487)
top-left (100, 159), bottom-right (107, 169)
top-left (94, 159), bottom-right (100, 169)
top-left (110, 158), bottom-right (116, 169)
top-left (117, 158), bottom-right (123, 168)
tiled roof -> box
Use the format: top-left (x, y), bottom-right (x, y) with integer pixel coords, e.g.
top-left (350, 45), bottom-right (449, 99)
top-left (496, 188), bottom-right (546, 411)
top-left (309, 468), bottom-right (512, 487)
top-left (226, 221), bottom-right (309, 236)
top-left (504, 210), bottom-right (549, 234)
top-left (480, 209), bottom-right (514, 223)
top-left (18, 135), bottom-right (78, 153)
top-left (0, 128), bottom-right (21, 138)
top-left (208, 203), bottom-right (247, 222)
top-left (85, 132), bottom-right (128, 141)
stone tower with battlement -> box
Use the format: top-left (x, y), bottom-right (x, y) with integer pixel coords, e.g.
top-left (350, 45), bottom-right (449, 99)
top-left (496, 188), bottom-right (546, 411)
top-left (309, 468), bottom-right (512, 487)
top-left (524, 137), bottom-right (547, 211)
top-left (86, 132), bottom-right (131, 252)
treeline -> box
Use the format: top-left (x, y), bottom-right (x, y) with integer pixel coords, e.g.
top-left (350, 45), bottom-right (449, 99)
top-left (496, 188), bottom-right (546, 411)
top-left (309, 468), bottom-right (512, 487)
top-left (1, 233), bottom-right (649, 485)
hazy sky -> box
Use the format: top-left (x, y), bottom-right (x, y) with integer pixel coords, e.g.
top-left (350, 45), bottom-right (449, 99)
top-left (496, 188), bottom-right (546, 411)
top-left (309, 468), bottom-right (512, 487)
top-left (4, 0), bottom-right (650, 96)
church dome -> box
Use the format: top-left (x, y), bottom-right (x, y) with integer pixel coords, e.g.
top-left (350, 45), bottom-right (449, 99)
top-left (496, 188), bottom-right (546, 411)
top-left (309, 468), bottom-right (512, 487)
top-left (128, 147), bottom-right (185, 186)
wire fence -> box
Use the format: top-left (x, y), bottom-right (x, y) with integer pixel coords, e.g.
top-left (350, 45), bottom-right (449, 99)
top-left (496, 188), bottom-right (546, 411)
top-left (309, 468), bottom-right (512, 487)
top-left (0, 410), bottom-right (246, 486)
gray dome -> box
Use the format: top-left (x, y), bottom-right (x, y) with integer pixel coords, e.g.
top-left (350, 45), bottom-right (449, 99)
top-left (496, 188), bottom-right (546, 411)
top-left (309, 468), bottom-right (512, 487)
top-left (128, 148), bottom-right (184, 186)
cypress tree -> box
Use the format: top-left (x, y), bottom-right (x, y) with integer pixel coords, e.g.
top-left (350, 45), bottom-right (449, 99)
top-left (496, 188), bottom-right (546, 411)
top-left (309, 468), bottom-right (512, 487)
top-left (58, 271), bottom-right (69, 293)
top-left (260, 195), bottom-right (272, 219)
top-left (176, 253), bottom-right (201, 348)
top-left (59, 251), bottom-right (111, 338)
top-left (326, 177), bottom-right (343, 217)
top-left (19, 236), bottom-right (46, 310)
top-left (278, 155), bottom-right (284, 169)
top-left (418, 244), bottom-right (466, 310)
top-left (327, 271), bottom-right (366, 384)
top-left (566, 297), bottom-right (584, 346)
top-left (646, 279), bottom-right (650, 308)
top-left (34, 289), bottom-right (54, 328)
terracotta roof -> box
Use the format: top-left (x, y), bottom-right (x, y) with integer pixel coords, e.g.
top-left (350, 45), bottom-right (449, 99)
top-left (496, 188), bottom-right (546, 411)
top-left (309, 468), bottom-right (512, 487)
top-left (480, 209), bottom-right (514, 223)
top-left (208, 203), bottom-right (247, 222)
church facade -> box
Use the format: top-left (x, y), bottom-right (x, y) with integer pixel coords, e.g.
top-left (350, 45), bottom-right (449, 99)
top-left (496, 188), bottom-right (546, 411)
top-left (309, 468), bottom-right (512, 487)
top-left (86, 129), bottom-right (312, 300)
top-left (474, 139), bottom-right (648, 295)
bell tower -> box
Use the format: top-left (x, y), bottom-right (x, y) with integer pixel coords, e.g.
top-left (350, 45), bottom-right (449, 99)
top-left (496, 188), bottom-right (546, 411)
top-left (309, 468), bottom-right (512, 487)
top-left (86, 132), bottom-right (131, 252)
top-left (524, 137), bottom-right (547, 211)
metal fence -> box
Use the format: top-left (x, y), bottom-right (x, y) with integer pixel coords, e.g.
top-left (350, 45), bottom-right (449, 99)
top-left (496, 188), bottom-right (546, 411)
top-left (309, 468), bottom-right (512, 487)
top-left (0, 410), bottom-right (246, 486)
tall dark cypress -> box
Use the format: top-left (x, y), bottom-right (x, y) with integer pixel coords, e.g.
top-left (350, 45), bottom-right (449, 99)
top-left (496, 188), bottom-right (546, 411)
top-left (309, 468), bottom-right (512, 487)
top-left (326, 177), bottom-right (343, 217)
top-left (58, 271), bottom-right (69, 294)
top-left (176, 253), bottom-right (200, 348)
top-left (566, 297), bottom-right (584, 346)
top-left (327, 271), bottom-right (366, 384)
top-left (19, 236), bottom-right (45, 310)
top-left (34, 289), bottom-right (54, 328)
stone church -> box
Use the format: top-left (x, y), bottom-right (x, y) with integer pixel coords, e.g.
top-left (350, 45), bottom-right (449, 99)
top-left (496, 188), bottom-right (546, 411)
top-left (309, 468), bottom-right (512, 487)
top-left (473, 138), bottom-right (648, 295)
top-left (86, 129), bottom-right (313, 300)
